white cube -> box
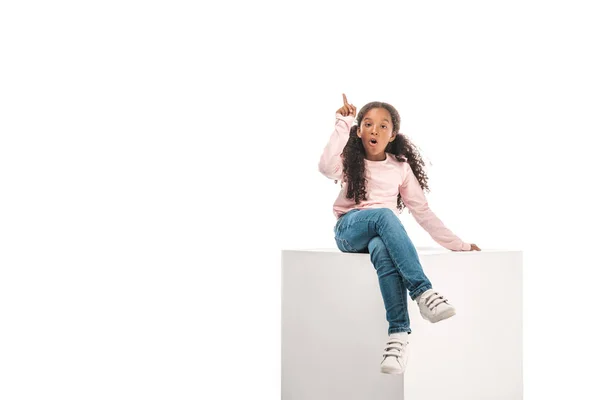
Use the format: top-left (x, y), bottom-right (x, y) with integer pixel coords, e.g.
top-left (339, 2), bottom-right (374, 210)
top-left (281, 248), bottom-right (522, 400)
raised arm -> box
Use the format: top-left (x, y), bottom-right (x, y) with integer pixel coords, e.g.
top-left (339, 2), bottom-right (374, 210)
top-left (318, 94), bottom-right (356, 181)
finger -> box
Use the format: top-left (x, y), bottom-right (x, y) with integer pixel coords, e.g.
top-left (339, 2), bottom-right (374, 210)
top-left (342, 93), bottom-right (348, 106)
top-left (350, 104), bottom-right (356, 115)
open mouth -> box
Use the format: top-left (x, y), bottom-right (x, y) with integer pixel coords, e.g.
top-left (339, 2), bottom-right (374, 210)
top-left (368, 138), bottom-right (378, 147)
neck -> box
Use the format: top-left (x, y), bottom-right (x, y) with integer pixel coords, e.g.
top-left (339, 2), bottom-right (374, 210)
top-left (365, 153), bottom-right (386, 161)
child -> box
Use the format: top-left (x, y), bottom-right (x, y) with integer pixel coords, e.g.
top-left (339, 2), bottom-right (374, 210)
top-left (318, 94), bottom-right (481, 376)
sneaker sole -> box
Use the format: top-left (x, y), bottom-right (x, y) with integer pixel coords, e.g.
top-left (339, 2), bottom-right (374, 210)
top-left (380, 366), bottom-right (405, 375)
top-left (426, 308), bottom-right (456, 323)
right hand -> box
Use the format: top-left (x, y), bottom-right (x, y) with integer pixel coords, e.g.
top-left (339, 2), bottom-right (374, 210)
top-left (336, 93), bottom-right (356, 117)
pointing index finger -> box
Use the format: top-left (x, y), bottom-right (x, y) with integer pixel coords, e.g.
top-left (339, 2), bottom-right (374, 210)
top-left (342, 93), bottom-right (349, 105)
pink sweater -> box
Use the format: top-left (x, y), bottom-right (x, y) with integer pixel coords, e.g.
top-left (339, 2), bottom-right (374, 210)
top-left (318, 113), bottom-right (471, 251)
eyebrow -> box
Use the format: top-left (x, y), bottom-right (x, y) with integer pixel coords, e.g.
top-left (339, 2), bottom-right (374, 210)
top-left (364, 118), bottom-right (390, 123)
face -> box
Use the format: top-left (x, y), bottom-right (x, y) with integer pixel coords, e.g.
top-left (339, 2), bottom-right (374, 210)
top-left (357, 107), bottom-right (395, 161)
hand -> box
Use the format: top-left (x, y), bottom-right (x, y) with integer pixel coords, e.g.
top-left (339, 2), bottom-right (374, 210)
top-left (469, 244), bottom-right (481, 251)
top-left (336, 93), bottom-right (356, 117)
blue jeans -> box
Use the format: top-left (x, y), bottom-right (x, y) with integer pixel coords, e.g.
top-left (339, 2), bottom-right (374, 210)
top-left (333, 208), bottom-right (433, 335)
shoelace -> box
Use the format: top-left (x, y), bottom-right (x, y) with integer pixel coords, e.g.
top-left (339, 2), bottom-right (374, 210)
top-left (383, 338), bottom-right (408, 358)
top-left (423, 291), bottom-right (448, 311)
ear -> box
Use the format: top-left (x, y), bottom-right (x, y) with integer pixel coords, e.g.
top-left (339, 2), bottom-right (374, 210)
top-left (357, 127), bottom-right (361, 138)
top-left (390, 133), bottom-right (397, 142)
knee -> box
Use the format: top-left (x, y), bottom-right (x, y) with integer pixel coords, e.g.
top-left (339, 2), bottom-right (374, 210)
top-left (373, 208), bottom-right (402, 230)
top-left (375, 208), bottom-right (396, 222)
top-left (368, 236), bottom-right (385, 254)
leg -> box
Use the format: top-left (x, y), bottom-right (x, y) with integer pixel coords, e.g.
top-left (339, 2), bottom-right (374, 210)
top-left (367, 236), bottom-right (411, 335)
top-left (334, 208), bottom-right (432, 300)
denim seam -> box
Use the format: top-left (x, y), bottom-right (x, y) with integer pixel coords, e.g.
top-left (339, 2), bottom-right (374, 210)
top-left (369, 246), bottom-right (409, 332)
top-left (369, 218), bottom-right (425, 297)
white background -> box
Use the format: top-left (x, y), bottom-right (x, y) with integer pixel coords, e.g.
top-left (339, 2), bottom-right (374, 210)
top-left (1, 0), bottom-right (598, 399)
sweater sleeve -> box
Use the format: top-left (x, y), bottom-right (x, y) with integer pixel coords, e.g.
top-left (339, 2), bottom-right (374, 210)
top-left (318, 113), bottom-right (355, 181)
top-left (399, 163), bottom-right (471, 251)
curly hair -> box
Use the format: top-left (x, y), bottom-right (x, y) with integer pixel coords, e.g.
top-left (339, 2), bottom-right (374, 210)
top-left (340, 101), bottom-right (430, 213)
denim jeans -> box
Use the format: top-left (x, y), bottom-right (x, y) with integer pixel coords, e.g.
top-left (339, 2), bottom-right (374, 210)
top-left (333, 208), bottom-right (433, 335)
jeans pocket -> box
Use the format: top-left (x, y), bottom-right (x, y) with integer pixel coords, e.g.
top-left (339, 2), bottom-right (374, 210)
top-left (334, 217), bottom-right (343, 235)
top-left (335, 237), bottom-right (358, 253)
top-left (335, 237), bottom-right (346, 252)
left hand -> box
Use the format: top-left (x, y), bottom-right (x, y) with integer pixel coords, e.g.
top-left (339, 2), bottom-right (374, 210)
top-left (453, 243), bottom-right (481, 252)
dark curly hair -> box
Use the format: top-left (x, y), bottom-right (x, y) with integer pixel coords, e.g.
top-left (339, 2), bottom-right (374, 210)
top-left (340, 101), bottom-right (430, 213)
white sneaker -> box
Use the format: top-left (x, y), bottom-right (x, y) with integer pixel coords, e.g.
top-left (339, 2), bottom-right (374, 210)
top-left (416, 289), bottom-right (456, 323)
top-left (380, 337), bottom-right (409, 375)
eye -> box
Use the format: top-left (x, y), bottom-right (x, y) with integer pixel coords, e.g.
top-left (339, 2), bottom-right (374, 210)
top-left (381, 125), bottom-right (387, 129)
top-left (365, 123), bottom-right (371, 127)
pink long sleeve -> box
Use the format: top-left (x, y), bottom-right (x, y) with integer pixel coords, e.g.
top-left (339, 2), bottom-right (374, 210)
top-left (399, 163), bottom-right (471, 251)
top-left (318, 113), bottom-right (355, 181)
